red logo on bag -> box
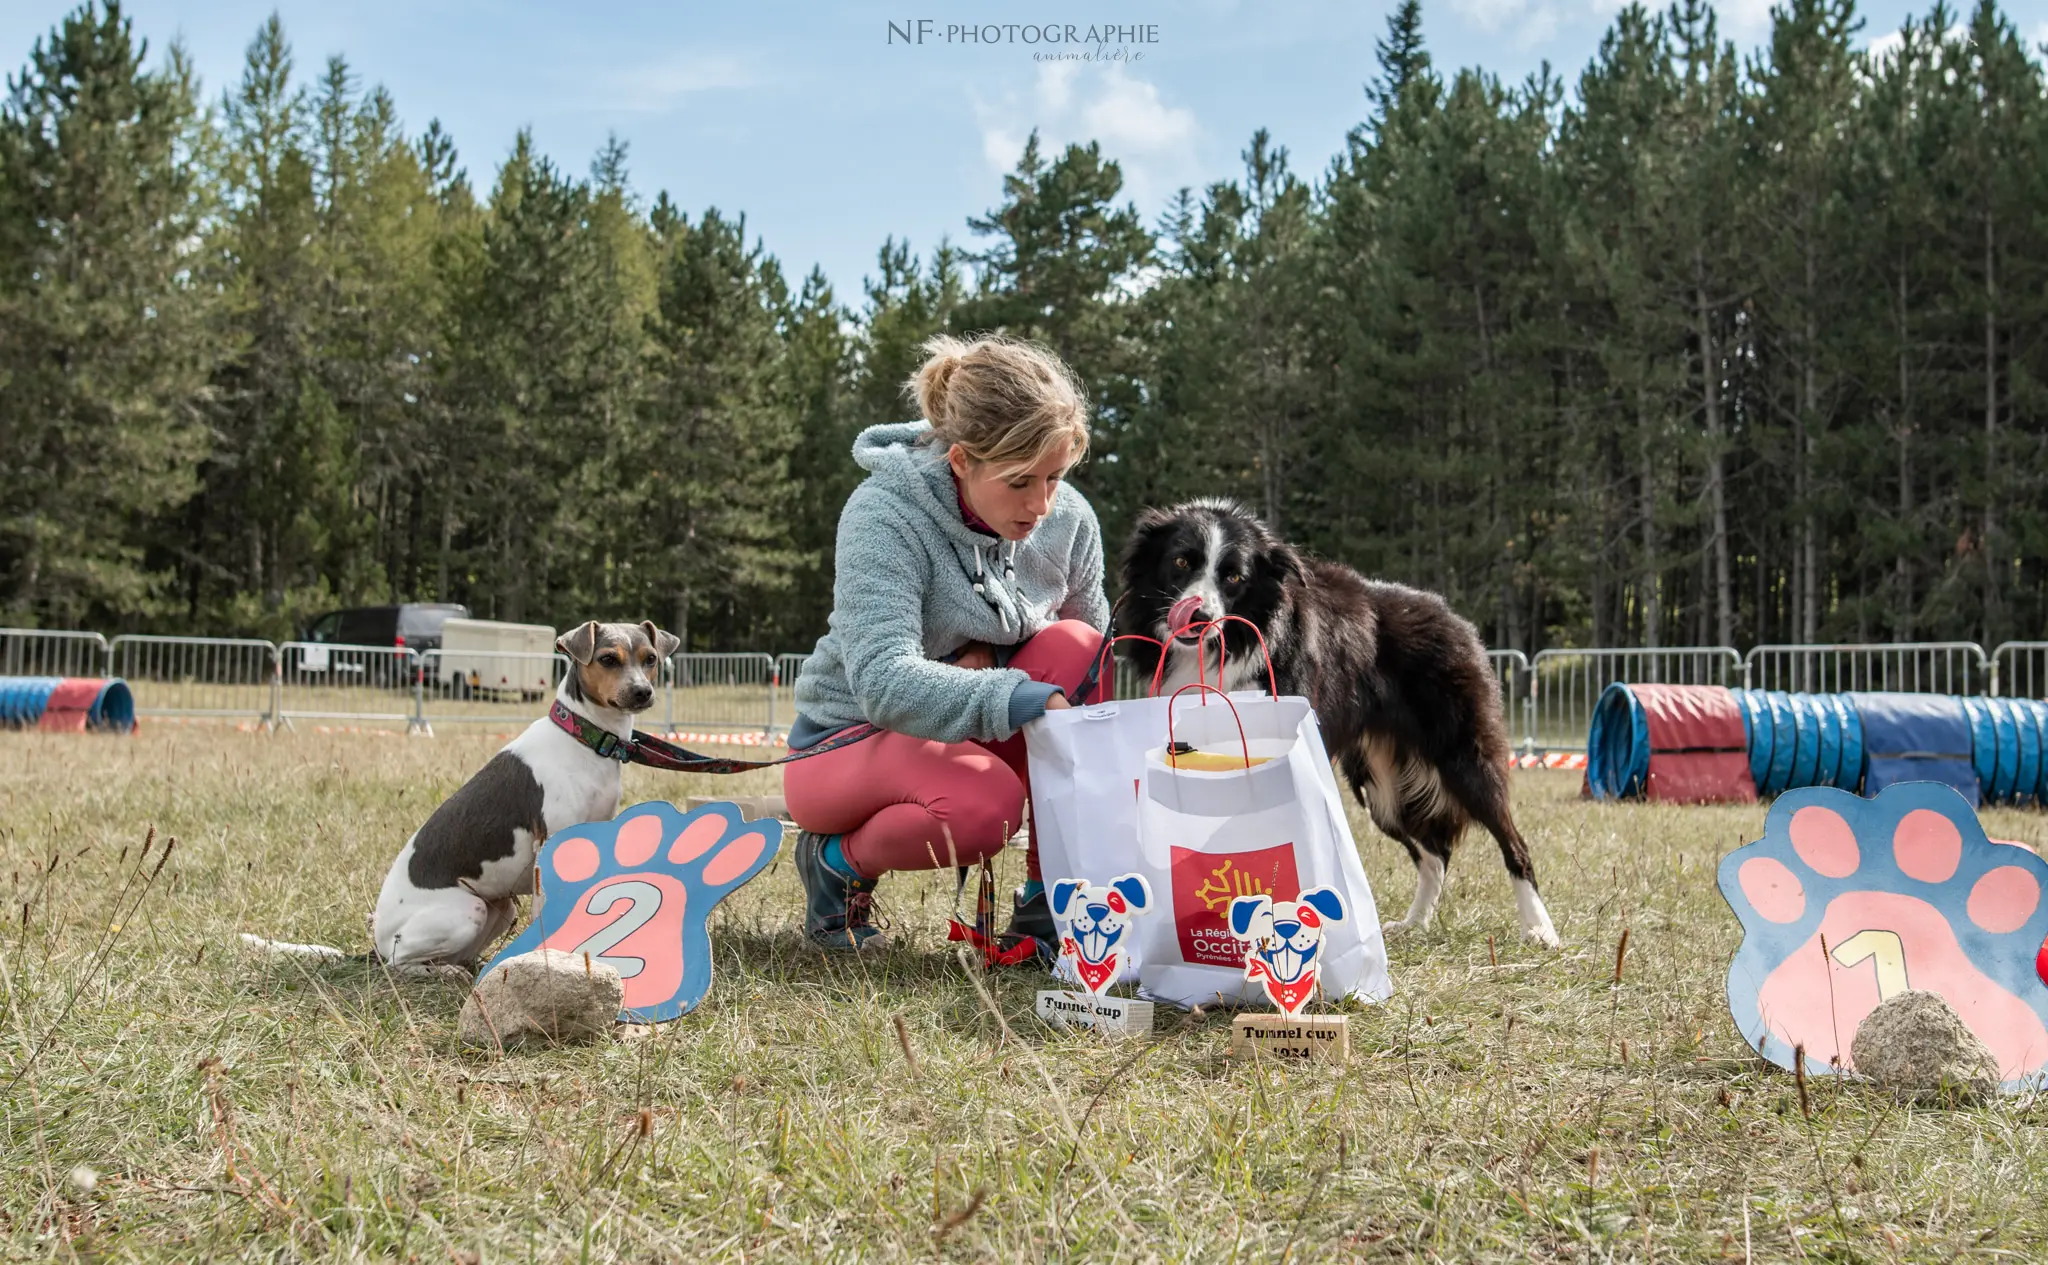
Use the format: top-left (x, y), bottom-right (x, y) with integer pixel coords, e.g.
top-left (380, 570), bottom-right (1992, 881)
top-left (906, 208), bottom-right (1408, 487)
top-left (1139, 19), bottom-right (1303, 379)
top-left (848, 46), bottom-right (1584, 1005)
top-left (1170, 843), bottom-right (1299, 967)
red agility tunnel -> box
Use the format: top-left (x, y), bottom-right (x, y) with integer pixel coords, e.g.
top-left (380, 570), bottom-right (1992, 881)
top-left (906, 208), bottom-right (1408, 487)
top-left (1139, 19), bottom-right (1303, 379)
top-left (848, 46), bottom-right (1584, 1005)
top-left (1587, 682), bottom-right (1756, 804)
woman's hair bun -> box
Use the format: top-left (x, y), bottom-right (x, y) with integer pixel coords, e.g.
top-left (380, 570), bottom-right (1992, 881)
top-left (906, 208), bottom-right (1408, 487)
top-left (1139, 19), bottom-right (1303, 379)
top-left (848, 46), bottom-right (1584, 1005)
top-left (913, 335), bottom-right (971, 426)
top-left (905, 332), bottom-right (1090, 475)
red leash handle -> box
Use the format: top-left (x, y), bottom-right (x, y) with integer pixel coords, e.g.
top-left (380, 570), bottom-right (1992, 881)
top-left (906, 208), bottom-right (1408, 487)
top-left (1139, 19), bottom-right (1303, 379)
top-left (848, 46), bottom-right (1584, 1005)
top-left (1148, 614), bottom-right (1280, 700)
top-left (1165, 683), bottom-right (1253, 770)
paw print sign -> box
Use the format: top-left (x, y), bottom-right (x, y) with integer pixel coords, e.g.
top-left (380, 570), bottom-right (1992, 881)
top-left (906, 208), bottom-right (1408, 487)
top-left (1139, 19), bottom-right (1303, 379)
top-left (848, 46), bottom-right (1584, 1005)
top-left (1719, 782), bottom-right (2048, 1091)
top-left (479, 801), bottom-right (781, 1024)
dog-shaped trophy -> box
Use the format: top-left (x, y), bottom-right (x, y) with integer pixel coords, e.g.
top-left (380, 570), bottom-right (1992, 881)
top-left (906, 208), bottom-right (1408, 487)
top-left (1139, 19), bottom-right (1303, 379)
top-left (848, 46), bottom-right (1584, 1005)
top-left (1226, 887), bottom-right (1351, 1061)
top-left (1034, 874), bottom-right (1155, 1036)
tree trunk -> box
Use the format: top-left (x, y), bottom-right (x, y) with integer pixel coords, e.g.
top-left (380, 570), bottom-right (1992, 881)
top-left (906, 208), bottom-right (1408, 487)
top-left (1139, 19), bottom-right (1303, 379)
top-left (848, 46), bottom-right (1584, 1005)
top-left (437, 486), bottom-right (454, 602)
top-left (1982, 207), bottom-right (1999, 641)
top-left (1800, 241), bottom-right (1819, 646)
top-left (1894, 255), bottom-right (1913, 640)
top-left (1895, 417), bottom-right (1913, 641)
top-left (672, 586), bottom-right (691, 655)
top-left (1638, 384), bottom-right (1659, 650)
top-left (1694, 258), bottom-right (1732, 646)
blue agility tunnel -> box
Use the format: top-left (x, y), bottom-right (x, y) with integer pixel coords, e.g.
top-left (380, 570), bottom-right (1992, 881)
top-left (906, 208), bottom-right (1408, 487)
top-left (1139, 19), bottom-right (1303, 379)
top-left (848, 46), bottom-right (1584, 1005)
top-left (1969, 695), bottom-right (2048, 808)
top-left (1847, 692), bottom-right (1978, 806)
top-left (0, 676), bottom-right (137, 732)
top-left (1729, 690), bottom-right (1863, 795)
top-left (1590, 683), bottom-right (2044, 808)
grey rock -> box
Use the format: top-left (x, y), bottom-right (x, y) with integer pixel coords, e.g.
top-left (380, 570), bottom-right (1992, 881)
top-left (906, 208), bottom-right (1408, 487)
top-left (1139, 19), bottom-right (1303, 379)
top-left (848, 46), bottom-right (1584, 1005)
top-left (458, 948), bottom-right (623, 1050)
top-left (1849, 990), bottom-right (2002, 1106)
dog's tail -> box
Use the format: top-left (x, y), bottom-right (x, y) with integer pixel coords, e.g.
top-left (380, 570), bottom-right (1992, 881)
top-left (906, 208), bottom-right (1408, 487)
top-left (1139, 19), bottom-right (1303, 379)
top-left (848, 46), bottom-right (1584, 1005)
top-left (238, 932), bottom-right (374, 963)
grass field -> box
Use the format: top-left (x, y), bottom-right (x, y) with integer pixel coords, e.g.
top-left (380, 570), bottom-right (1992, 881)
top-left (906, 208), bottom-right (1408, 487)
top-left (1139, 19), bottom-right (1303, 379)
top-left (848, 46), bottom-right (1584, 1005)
top-left (7, 726), bottom-right (2048, 1262)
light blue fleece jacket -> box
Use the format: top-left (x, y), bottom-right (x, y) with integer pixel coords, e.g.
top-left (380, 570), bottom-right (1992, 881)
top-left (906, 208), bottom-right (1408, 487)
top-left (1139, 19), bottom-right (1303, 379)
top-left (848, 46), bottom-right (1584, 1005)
top-left (790, 421), bottom-right (1110, 746)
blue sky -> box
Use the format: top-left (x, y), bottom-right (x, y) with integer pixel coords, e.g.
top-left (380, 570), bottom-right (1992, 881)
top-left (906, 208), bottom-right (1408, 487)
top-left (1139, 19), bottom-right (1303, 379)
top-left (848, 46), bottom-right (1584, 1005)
top-left (7, 0), bottom-right (2044, 307)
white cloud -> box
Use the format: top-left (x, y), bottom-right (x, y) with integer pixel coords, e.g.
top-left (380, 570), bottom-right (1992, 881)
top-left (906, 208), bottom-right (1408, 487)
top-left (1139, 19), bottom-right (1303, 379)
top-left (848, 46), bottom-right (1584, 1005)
top-left (2034, 20), bottom-right (2047, 52)
top-left (972, 62), bottom-right (1201, 220)
top-left (1447, 0), bottom-right (1561, 48)
top-left (1866, 27), bottom-right (1906, 62)
top-left (1863, 22), bottom-right (1966, 69)
top-left (582, 51), bottom-right (764, 114)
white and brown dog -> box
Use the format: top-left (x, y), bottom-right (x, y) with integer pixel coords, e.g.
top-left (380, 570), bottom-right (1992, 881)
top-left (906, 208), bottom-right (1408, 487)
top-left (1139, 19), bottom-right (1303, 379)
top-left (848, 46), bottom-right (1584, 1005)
top-left (244, 620), bottom-right (677, 970)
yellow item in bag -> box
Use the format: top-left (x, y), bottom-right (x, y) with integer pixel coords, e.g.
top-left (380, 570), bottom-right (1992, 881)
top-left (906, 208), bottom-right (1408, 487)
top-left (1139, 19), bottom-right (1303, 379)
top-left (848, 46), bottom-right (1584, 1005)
top-left (1166, 747), bottom-right (1271, 771)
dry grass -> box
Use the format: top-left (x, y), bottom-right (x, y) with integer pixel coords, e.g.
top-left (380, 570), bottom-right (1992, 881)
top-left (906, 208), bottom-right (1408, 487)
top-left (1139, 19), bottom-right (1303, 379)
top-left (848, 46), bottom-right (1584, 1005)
top-left (6, 725), bottom-right (2048, 1262)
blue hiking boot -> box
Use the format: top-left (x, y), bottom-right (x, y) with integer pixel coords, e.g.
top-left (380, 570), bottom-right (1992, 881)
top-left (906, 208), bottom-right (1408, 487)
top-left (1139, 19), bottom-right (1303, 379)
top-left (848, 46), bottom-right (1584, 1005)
top-left (795, 830), bottom-right (889, 953)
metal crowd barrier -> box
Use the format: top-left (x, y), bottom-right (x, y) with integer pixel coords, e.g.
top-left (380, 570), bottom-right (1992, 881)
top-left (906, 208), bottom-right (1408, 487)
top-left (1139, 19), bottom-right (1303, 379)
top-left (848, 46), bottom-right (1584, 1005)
top-left (1487, 649), bottom-right (1531, 751)
top-left (15, 627), bottom-right (2048, 754)
top-left (1744, 641), bottom-right (1991, 697)
top-left (1, 628), bottom-right (110, 678)
top-left (772, 654), bottom-right (810, 732)
top-left (1528, 646), bottom-right (1745, 754)
top-left (664, 652), bottom-right (775, 734)
top-left (417, 649), bottom-right (565, 730)
top-left (1994, 642), bottom-right (2048, 701)
top-left (107, 634), bottom-right (278, 724)
top-left (276, 641), bottom-right (420, 729)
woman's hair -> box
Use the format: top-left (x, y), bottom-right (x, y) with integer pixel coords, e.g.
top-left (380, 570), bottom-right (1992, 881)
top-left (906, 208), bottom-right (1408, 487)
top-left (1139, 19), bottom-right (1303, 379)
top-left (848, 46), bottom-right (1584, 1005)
top-left (908, 333), bottom-right (1090, 475)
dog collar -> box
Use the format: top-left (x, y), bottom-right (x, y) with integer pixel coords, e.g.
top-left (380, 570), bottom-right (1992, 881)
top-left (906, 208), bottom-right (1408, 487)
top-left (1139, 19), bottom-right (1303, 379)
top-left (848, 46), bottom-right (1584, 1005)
top-left (549, 700), bottom-right (635, 762)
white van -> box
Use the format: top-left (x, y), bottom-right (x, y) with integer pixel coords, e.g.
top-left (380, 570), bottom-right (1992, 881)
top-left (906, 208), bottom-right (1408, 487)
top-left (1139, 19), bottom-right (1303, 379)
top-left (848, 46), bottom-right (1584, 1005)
top-left (435, 618), bottom-right (558, 700)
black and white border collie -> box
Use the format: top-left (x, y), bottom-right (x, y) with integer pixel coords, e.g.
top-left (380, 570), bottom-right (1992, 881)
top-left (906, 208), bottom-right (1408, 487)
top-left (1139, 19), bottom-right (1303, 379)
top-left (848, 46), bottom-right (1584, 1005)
top-left (1118, 499), bottom-right (1559, 948)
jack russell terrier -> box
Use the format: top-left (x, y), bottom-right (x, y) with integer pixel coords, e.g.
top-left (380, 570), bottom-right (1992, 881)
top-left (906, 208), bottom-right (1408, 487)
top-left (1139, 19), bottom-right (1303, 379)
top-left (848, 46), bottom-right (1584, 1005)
top-left (243, 619), bottom-right (677, 970)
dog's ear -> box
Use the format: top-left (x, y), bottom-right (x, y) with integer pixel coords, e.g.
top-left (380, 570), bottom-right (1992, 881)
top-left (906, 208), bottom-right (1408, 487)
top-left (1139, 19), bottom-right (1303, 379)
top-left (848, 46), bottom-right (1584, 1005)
top-left (1228, 894), bottom-right (1272, 940)
top-left (1108, 873), bottom-right (1152, 914)
top-left (1116, 507), bottom-right (1177, 578)
top-left (1298, 887), bottom-right (1347, 925)
top-left (1050, 879), bottom-right (1086, 920)
top-left (1266, 537), bottom-right (1310, 587)
top-left (556, 621), bottom-right (601, 665)
top-left (1131, 506), bottom-right (1175, 534)
top-left (641, 620), bottom-right (681, 660)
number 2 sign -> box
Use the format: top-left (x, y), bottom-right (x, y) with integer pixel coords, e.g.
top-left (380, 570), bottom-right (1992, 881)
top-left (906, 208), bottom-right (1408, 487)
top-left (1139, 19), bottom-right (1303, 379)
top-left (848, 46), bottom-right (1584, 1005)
top-left (477, 801), bottom-right (782, 1025)
top-left (1719, 781), bottom-right (2048, 1092)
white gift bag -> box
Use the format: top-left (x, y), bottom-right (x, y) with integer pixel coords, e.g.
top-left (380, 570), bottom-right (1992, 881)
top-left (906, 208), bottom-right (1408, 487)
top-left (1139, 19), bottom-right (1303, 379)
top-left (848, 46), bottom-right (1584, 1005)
top-left (1026, 680), bottom-right (1392, 1010)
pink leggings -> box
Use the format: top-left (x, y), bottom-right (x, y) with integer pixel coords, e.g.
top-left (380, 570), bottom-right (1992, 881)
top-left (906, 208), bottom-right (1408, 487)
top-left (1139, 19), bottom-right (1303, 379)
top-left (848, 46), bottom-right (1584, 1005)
top-left (781, 620), bottom-right (1107, 879)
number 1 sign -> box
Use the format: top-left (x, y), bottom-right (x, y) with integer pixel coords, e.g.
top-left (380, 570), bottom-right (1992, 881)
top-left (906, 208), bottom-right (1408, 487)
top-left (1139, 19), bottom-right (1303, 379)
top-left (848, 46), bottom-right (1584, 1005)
top-left (1718, 781), bottom-right (2048, 1092)
top-left (477, 801), bottom-right (781, 1025)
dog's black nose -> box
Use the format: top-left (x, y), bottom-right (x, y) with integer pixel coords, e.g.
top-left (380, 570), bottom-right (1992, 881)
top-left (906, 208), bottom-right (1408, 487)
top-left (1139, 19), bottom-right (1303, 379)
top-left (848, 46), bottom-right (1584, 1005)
top-left (623, 686), bottom-right (654, 710)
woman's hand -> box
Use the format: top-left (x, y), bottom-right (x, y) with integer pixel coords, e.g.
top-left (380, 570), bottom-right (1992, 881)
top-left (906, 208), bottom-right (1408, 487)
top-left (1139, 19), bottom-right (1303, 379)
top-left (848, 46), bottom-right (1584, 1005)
top-left (1044, 693), bottom-right (1071, 711)
top-left (949, 641), bottom-right (996, 671)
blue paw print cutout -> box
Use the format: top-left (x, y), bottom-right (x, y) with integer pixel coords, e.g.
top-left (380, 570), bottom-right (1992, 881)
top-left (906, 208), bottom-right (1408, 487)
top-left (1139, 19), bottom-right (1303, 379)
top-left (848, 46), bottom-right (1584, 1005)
top-left (1718, 781), bottom-right (2048, 1091)
top-left (479, 801), bottom-right (781, 1024)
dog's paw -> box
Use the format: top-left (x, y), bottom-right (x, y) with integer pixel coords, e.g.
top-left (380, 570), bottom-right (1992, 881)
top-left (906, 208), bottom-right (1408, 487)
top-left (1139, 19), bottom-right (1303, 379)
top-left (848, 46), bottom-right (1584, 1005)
top-left (1381, 918), bottom-right (1420, 939)
top-left (1719, 784), bottom-right (2048, 1088)
top-left (481, 802), bottom-right (781, 1023)
top-left (1522, 923), bottom-right (1562, 950)
top-left (387, 962), bottom-right (472, 982)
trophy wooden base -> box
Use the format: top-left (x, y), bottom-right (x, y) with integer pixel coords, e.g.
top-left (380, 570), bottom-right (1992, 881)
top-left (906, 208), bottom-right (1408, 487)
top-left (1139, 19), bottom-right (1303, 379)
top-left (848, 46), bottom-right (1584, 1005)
top-left (1230, 1013), bottom-right (1349, 1062)
top-left (1035, 990), bottom-right (1154, 1037)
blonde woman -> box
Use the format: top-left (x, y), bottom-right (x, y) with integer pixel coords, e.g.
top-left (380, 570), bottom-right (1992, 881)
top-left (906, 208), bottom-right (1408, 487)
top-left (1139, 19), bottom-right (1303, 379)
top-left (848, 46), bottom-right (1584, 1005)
top-left (784, 334), bottom-right (1110, 954)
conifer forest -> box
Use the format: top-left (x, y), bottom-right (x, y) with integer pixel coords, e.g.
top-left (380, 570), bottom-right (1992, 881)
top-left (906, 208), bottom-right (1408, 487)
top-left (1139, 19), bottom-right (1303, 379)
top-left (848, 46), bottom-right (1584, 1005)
top-left (3, 0), bottom-right (2045, 654)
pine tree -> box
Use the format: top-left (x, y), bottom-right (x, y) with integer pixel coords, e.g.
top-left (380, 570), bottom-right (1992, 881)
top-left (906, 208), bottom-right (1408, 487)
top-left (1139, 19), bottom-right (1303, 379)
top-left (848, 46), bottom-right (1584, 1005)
top-left (1745, 0), bottom-right (1860, 643)
top-left (956, 130), bottom-right (1155, 542)
top-left (635, 207), bottom-right (801, 648)
top-left (0, 1), bottom-right (223, 625)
